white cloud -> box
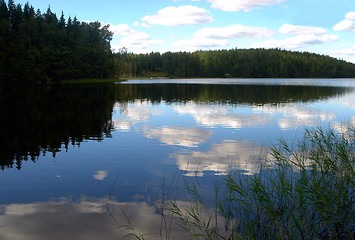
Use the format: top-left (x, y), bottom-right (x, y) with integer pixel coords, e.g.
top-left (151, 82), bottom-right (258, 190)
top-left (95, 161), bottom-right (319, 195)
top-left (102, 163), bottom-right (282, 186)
top-left (133, 21), bottom-right (151, 28)
top-left (333, 12), bottom-right (355, 33)
top-left (333, 19), bottom-right (355, 33)
top-left (279, 24), bottom-right (327, 35)
top-left (106, 23), bottom-right (161, 52)
top-left (114, 31), bottom-right (163, 52)
top-left (253, 23), bottom-right (339, 50)
top-left (141, 5), bottom-right (213, 26)
top-left (84, 22), bottom-right (138, 37)
top-left (331, 45), bottom-right (355, 63)
top-left (108, 23), bottom-right (135, 36)
top-left (120, 31), bottom-right (163, 48)
top-left (251, 34), bottom-right (339, 49)
top-left (142, 127), bottom-right (211, 147)
top-left (172, 38), bottom-right (228, 50)
top-left (206, 0), bottom-right (287, 12)
top-left (173, 24), bottom-right (274, 50)
top-left (195, 24), bottom-right (275, 39)
top-left (345, 11), bottom-right (355, 20)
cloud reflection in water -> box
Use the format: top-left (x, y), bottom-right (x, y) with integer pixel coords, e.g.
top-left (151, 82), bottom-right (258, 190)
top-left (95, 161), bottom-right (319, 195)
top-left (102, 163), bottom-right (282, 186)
top-left (174, 102), bottom-right (271, 128)
top-left (112, 101), bottom-right (163, 131)
top-left (0, 198), bottom-right (189, 240)
top-left (172, 140), bottom-right (271, 176)
top-left (253, 103), bottom-right (336, 130)
top-left (142, 126), bottom-right (211, 147)
top-left (93, 171), bottom-right (108, 180)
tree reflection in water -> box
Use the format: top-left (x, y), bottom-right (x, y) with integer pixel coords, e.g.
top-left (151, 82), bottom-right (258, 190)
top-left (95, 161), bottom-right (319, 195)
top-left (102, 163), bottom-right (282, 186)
top-left (0, 82), bottom-right (350, 169)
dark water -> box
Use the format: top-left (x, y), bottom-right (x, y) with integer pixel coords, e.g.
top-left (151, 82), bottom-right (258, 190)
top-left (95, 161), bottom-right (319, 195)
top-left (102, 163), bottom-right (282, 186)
top-left (0, 79), bottom-right (354, 239)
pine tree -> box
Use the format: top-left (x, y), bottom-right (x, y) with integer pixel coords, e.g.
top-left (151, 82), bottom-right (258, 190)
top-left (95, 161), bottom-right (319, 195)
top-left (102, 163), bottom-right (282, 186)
top-left (58, 11), bottom-right (65, 28)
top-left (0, 0), bottom-right (8, 20)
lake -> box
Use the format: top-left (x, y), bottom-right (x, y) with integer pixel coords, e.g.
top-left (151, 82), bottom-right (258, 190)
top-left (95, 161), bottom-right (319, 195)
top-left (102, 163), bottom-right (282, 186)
top-left (0, 78), bottom-right (354, 239)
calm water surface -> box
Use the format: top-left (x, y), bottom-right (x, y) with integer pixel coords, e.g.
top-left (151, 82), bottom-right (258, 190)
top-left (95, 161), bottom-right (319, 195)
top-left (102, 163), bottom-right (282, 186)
top-left (0, 78), bottom-right (354, 239)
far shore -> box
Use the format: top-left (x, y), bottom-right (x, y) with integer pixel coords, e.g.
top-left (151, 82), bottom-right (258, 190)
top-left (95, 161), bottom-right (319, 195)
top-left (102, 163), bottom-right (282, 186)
top-left (61, 76), bottom-right (355, 84)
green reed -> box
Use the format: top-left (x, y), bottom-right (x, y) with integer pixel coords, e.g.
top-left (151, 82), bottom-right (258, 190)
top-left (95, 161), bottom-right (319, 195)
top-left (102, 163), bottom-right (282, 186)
top-left (166, 127), bottom-right (355, 239)
top-left (122, 127), bottom-right (354, 239)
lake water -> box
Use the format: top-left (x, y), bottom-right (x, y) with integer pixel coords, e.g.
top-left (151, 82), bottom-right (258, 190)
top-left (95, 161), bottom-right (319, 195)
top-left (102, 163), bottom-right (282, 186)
top-left (0, 78), bottom-right (354, 239)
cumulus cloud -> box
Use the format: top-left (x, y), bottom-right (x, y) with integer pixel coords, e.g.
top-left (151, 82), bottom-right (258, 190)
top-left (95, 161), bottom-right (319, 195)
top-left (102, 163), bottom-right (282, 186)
top-left (111, 33), bottom-right (163, 53)
top-left (107, 23), bottom-right (162, 52)
top-left (141, 5), bottom-right (213, 26)
top-left (345, 11), bottom-right (355, 20)
top-left (172, 38), bottom-right (228, 50)
top-left (142, 127), bottom-right (211, 147)
top-left (251, 34), bottom-right (339, 49)
top-left (251, 22), bottom-right (339, 50)
top-left (109, 23), bottom-right (135, 36)
top-left (279, 24), bottom-right (327, 35)
top-left (195, 24), bottom-right (275, 39)
top-left (133, 21), bottom-right (151, 28)
top-left (119, 31), bottom-right (164, 50)
top-left (331, 45), bottom-right (355, 63)
top-left (173, 24), bottom-right (274, 50)
top-left (333, 12), bottom-right (355, 33)
top-left (84, 21), bottom-right (139, 37)
top-left (206, 0), bottom-right (287, 12)
top-left (333, 19), bottom-right (355, 32)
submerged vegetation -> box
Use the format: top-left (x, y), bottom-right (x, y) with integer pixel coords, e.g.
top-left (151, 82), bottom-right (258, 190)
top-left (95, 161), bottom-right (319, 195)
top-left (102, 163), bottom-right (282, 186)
top-left (0, 1), bottom-right (355, 84)
top-left (124, 127), bottom-right (355, 239)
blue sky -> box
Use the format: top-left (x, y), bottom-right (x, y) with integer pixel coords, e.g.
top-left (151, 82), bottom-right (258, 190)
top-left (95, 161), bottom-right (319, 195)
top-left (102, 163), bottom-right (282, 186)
top-left (16, 0), bottom-right (355, 62)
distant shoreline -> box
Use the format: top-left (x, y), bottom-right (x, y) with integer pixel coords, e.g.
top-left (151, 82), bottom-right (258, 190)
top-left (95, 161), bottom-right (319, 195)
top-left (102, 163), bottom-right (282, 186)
top-left (62, 77), bottom-right (355, 84)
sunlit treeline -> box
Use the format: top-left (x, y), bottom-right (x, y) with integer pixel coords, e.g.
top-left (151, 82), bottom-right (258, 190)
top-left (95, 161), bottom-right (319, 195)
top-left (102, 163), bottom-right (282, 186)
top-left (114, 48), bottom-right (355, 78)
top-left (1, 1), bottom-right (354, 83)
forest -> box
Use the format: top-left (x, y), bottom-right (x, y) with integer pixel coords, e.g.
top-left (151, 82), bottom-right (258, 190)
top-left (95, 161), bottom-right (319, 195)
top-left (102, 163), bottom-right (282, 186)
top-left (114, 48), bottom-right (355, 79)
top-left (0, 0), bottom-right (355, 84)
top-left (0, 0), bottom-right (113, 83)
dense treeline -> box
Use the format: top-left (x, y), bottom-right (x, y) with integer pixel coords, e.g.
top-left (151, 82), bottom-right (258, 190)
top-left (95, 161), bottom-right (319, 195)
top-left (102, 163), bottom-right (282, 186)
top-left (114, 48), bottom-right (355, 79)
top-left (0, 0), bottom-right (113, 83)
top-left (1, 1), bottom-right (355, 83)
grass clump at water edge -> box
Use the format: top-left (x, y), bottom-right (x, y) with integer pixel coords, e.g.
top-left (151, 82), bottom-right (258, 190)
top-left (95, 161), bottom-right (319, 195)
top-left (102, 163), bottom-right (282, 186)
top-left (122, 127), bottom-right (355, 239)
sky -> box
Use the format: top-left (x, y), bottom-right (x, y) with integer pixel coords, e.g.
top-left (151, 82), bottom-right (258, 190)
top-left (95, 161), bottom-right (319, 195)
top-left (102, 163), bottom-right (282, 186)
top-left (16, 0), bottom-right (355, 63)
